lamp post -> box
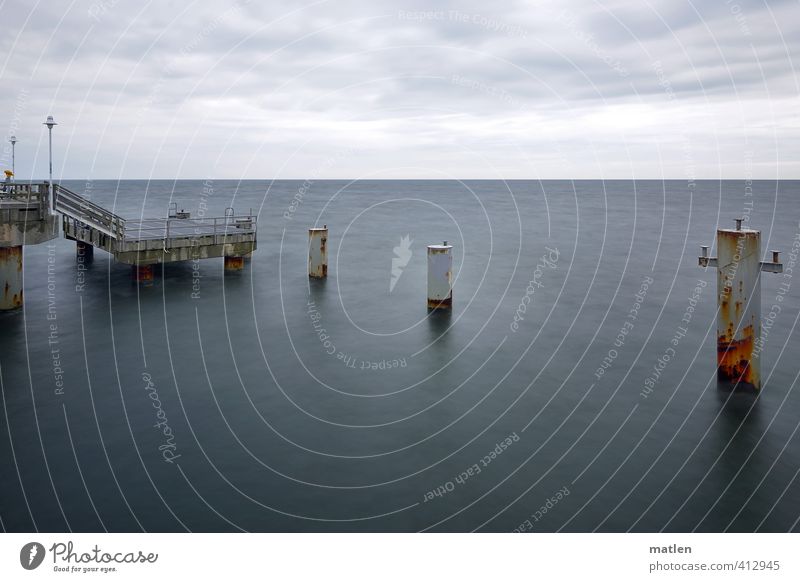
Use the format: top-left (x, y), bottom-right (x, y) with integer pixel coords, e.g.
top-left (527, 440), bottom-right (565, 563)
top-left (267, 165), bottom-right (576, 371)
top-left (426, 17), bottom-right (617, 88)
top-left (43, 116), bottom-right (57, 211)
top-left (9, 136), bottom-right (17, 177)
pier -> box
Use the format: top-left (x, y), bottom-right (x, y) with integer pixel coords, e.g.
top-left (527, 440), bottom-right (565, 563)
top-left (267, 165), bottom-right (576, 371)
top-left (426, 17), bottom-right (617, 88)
top-left (55, 184), bottom-right (257, 280)
top-left (0, 182), bottom-right (58, 309)
top-left (0, 180), bottom-right (258, 308)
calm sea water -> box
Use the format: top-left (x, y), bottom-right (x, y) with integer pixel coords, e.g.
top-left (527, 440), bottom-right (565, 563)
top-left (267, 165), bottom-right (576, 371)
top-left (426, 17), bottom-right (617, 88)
top-left (1, 179), bottom-right (799, 532)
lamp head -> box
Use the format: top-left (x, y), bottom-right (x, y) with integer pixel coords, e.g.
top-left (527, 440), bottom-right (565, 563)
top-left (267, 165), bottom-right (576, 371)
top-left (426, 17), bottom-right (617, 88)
top-left (9, 135), bottom-right (17, 145)
top-left (44, 115), bottom-right (57, 129)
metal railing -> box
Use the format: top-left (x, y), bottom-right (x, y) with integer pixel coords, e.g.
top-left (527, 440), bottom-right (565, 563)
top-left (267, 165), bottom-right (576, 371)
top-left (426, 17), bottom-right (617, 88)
top-left (125, 213), bottom-right (257, 245)
top-left (52, 183), bottom-right (257, 246)
top-left (54, 184), bottom-right (126, 240)
top-left (0, 182), bottom-right (49, 208)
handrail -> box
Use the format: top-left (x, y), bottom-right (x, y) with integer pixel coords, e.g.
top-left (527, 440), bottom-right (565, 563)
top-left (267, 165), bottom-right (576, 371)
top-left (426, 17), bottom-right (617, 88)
top-left (51, 183), bottom-right (257, 245)
top-left (54, 184), bottom-right (126, 240)
top-left (124, 214), bottom-right (257, 245)
top-left (124, 216), bottom-right (257, 232)
top-left (0, 182), bottom-right (49, 207)
top-left (123, 216), bottom-right (257, 231)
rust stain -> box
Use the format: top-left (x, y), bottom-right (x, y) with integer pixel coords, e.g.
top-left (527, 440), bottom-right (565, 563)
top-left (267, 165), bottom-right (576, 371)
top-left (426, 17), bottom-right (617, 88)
top-left (308, 230), bottom-right (327, 278)
top-left (224, 256), bottom-right (244, 271)
top-left (134, 265), bottom-right (154, 282)
top-left (0, 246), bottom-right (23, 265)
top-left (428, 295), bottom-right (452, 310)
top-left (308, 256), bottom-right (326, 278)
top-left (714, 226), bottom-right (762, 389)
top-left (1, 246), bottom-right (23, 309)
top-left (717, 324), bottom-right (756, 387)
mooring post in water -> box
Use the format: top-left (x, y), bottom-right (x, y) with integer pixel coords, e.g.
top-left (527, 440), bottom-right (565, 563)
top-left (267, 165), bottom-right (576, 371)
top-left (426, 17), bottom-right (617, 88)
top-left (133, 264), bottom-right (154, 285)
top-left (0, 245), bottom-right (23, 310)
top-left (427, 241), bottom-right (453, 310)
top-left (699, 218), bottom-right (783, 390)
top-left (308, 225), bottom-right (328, 278)
top-left (224, 255), bottom-right (244, 272)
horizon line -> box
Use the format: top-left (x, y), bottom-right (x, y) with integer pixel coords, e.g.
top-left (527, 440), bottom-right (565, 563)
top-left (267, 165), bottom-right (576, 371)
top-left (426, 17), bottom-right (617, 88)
top-left (46, 177), bottom-right (800, 181)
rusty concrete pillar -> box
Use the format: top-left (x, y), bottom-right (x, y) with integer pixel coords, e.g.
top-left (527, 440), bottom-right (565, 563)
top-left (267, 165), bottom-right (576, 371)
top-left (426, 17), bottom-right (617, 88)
top-left (308, 225), bottom-right (328, 278)
top-left (133, 264), bottom-right (154, 285)
top-left (699, 219), bottom-right (783, 390)
top-left (0, 245), bottom-right (23, 310)
top-left (717, 223), bottom-right (760, 388)
top-left (224, 255), bottom-right (244, 271)
top-left (427, 241), bottom-right (453, 310)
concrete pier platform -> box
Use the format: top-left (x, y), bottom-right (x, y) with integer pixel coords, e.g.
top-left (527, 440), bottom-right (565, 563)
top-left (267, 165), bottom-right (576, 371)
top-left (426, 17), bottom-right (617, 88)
top-left (55, 184), bottom-right (256, 268)
top-left (0, 182), bottom-right (58, 247)
top-left (0, 182), bottom-right (58, 309)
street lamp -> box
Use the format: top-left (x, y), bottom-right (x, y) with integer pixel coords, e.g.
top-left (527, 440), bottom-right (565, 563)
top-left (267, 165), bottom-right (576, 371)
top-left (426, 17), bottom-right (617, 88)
top-left (43, 115), bottom-right (57, 212)
top-left (9, 136), bottom-right (17, 177)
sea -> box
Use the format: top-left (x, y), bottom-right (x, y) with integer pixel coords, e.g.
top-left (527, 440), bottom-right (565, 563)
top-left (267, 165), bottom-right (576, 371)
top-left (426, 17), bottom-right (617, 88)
top-left (1, 179), bottom-right (799, 532)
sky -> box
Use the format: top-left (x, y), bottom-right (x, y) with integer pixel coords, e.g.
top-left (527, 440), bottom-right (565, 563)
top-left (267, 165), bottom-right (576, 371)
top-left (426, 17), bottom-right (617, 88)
top-left (0, 0), bottom-right (798, 179)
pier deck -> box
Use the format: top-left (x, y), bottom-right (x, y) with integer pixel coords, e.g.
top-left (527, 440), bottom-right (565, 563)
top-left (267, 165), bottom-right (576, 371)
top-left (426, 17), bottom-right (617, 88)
top-left (0, 182), bottom-right (59, 308)
top-left (0, 182), bottom-right (59, 246)
top-left (55, 184), bottom-right (257, 266)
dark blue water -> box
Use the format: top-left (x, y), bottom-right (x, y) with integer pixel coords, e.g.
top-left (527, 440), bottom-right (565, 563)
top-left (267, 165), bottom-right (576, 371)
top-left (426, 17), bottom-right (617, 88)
top-left (1, 179), bottom-right (799, 532)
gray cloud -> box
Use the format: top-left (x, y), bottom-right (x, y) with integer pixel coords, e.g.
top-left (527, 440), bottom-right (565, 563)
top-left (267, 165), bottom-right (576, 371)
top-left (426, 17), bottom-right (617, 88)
top-left (0, 0), bottom-right (797, 179)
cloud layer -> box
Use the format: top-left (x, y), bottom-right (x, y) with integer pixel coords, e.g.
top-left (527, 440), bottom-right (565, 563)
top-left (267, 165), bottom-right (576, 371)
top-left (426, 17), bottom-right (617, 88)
top-left (1, 0), bottom-right (798, 179)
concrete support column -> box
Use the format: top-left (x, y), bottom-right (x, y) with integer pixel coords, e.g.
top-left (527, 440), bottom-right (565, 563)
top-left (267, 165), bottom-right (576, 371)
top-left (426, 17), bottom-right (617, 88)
top-left (133, 264), bottom-right (154, 284)
top-left (308, 226), bottom-right (328, 278)
top-left (0, 245), bottom-right (23, 310)
top-left (700, 219), bottom-right (783, 391)
top-left (427, 241), bottom-right (453, 310)
top-left (716, 225), bottom-right (761, 389)
top-left (77, 241), bottom-right (93, 260)
top-left (224, 255), bottom-right (244, 272)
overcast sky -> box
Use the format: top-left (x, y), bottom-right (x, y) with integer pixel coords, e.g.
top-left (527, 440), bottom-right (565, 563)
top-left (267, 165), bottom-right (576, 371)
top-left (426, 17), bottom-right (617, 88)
top-left (1, 0), bottom-right (798, 179)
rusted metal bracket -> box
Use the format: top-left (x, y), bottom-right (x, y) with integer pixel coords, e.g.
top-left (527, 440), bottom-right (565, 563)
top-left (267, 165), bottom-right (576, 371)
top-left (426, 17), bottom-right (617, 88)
top-left (760, 250), bottom-right (783, 273)
top-left (698, 245), bottom-right (718, 267)
top-left (700, 247), bottom-right (782, 272)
